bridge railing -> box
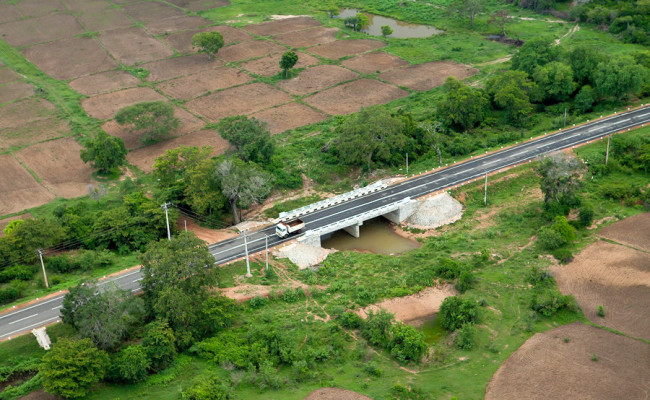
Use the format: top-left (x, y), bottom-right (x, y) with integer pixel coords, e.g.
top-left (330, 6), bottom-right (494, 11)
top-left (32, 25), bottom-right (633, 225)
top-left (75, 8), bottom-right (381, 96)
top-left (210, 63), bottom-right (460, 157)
top-left (278, 181), bottom-right (387, 221)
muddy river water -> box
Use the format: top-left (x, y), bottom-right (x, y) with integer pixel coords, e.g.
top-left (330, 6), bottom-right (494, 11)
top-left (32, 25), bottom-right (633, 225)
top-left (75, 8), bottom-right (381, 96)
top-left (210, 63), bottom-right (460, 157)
top-left (321, 217), bottom-right (421, 254)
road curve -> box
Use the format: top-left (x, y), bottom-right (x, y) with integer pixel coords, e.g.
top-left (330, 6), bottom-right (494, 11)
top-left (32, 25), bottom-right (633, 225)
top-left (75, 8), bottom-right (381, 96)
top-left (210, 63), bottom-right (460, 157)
top-left (1, 105), bottom-right (649, 341)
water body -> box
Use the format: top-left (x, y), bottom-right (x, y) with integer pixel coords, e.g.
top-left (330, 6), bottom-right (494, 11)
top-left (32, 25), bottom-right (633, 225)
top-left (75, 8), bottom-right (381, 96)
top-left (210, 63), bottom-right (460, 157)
top-left (417, 314), bottom-right (445, 344)
top-left (321, 217), bottom-right (421, 254)
top-left (335, 8), bottom-right (444, 38)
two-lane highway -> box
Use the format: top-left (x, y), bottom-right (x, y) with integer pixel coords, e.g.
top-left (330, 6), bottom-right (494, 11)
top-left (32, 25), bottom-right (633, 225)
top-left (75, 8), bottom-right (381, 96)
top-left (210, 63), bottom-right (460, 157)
top-left (2, 105), bottom-right (649, 341)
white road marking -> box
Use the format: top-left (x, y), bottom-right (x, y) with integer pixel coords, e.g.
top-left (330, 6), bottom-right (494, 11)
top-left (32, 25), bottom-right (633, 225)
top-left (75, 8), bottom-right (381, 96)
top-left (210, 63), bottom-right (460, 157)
top-left (0, 317), bottom-right (60, 339)
top-left (0, 296), bottom-right (64, 320)
top-left (52, 305), bottom-right (62, 310)
top-left (8, 313), bottom-right (38, 325)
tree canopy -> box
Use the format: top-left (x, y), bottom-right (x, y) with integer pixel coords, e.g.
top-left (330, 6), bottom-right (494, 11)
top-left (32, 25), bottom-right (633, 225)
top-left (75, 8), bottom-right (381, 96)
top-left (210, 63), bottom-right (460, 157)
top-left (115, 101), bottom-right (179, 144)
top-left (80, 131), bottom-right (127, 174)
top-left (217, 115), bottom-right (274, 164)
top-left (192, 31), bottom-right (225, 60)
top-left (593, 56), bottom-right (647, 100)
top-left (447, 0), bottom-right (485, 27)
top-left (437, 77), bottom-right (489, 131)
top-left (532, 61), bottom-right (577, 103)
top-left (511, 37), bottom-right (559, 75)
top-left (486, 70), bottom-right (536, 125)
top-left (215, 158), bottom-right (272, 224)
top-left (536, 152), bottom-right (583, 208)
top-left (279, 51), bottom-right (299, 77)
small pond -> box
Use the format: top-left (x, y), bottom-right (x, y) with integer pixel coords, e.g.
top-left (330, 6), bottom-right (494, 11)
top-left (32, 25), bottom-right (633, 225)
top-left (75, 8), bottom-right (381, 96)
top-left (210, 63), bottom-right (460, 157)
top-left (321, 217), bottom-right (421, 255)
top-left (335, 8), bottom-right (444, 38)
top-left (416, 314), bottom-right (446, 344)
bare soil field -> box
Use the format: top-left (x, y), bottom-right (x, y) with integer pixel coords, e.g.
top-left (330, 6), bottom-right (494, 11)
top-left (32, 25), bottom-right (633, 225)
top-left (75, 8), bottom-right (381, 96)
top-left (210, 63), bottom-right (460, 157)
top-left (250, 102), bottom-right (327, 134)
top-left (98, 27), bottom-right (174, 65)
top-left (121, 1), bottom-right (185, 23)
top-left (15, 137), bottom-right (94, 198)
top-left (127, 130), bottom-right (229, 172)
top-left (0, 68), bottom-right (21, 84)
top-left (277, 65), bottom-right (358, 96)
top-left (0, 213), bottom-right (32, 237)
top-left (14, 0), bottom-right (60, 17)
top-left (341, 52), bottom-right (409, 74)
top-left (23, 37), bottom-right (117, 80)
top-left (485, 322), bottom-right (650, 400)
top-left (240, 52), bottom-right (319, 77)
top-left (61, 0), bottom-right (108, 13)
top-left (144, 54), bottom-right (221, 82)
top-left (157, 67), bottom-right (253, 100)
top-left (0, 81), bottom-right (34, 104)
top-left (306, 39), bottom-right (386, 60)
top-left (145, 15), bottom-right (212, 35)
top-left (217, 40), bottom-right (287, 63)
top-left (0, 155), bottom-right (54, 216)
top-left (0, 117), bottom-right (70, 152)
top-left (163, 26), bottom-right (252, 54)
top-left (273, 27), bottom-right (339, 48)
top-left (243, 16), bottom-right (322, 36)
top-left (598, 212), bottom-right (650, 251)
top-left (75, 8), bottom-right (133, 32)
top-left (68, 70), bottom-right (140, 96)
top-left (304, 79), bottom-right (409, 115)
top-left (551, 240), bottom-right (650, 340)
top-left (0, 98), bottom-right (57, 130)
top-left (167, 0), bottom-right (231, 12)
top-left (81, 87), bottom-right (167, 120)
top-left (0, 3), bottom-right (23, 24)
top-left (186, 82), bottom-right (292, 122)
top-left (1, 14), bottom-right (84, 47)
top-left (304, 388), bottom-right (371, 400)
top-left (379, 61), bottom-right (478, 91)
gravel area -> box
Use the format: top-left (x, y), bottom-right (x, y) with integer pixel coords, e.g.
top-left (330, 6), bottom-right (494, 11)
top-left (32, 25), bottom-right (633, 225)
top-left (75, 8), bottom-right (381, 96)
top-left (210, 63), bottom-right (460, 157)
top-left (404, 193), bottom-right (463, 229)
top-left (273, 242), bottom-right (335, 269)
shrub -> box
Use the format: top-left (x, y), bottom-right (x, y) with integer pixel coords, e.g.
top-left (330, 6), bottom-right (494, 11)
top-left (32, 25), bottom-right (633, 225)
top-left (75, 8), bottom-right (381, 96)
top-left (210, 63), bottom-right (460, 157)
top-left (77, 250), bottom-right (114, 271)
top-left (439, 296), bottom-right (479, 331)
top-left (281, 288), bottom-right (303, 303)
top-left (181, 375), bottom-right (232, 400)
top-left (338, 311), bottom-right (363, 329)
top-left (552, 216), bottom-right (576, 243)
top-left (601, 182), bottom-right (641, 201)
top-left (361, 310), bottom-right (394, 348)
top-left (389, 323), bottom-right (428, 363)
top-left (525, 265), bottom-right (551, 286)
top-left (0, 280), bottom-right (27, 305)
top-left (108, 345), bottom-right (150, 383)
top-left (578, 205), bottom-right (595, 228)
top-left (537, 226), bottom-right (567, 250)
top-left (0, 264), bottom-right (35, 283)
top-left (362, 362), bottom-right (383, 377)
top-left (530, 289), bottom-right (571, 316)
top-left (455, 270), bottom-right (475, 293)
top-left (142, 321), bottom-right (176, 372)
top-left (435, 258), bottom-right (461, 279)
top-left (551, 247), bottom-right (573, 263)
top-left (291, 360), bottom-right (310, 382)
top-left (454, 323), bottom-right (476, 350)
top-left (597, 305), bottom-right (605, 317)
top-left (47, 255), bottom-right (80, 273)
top-left (249, 296), bottom-right (269, 308)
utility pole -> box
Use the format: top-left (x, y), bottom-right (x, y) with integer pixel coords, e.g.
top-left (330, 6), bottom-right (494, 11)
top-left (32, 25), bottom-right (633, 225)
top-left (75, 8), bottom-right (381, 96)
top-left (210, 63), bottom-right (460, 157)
top-left (37, 250), bottom-right (49, 289)
top-left (184, 219), bottom-right (187, 232)
top-left (161, 202), bottom-right (171, 241)
top-left (265, 235), bottom-right (269, 272)
top-left (406, 152), bottom-right (409, 175)
top-left (605, 135), bottom-right (610, 165)
top-left (484, 173), bottom-right (488, 206)
top-left (242, 230), bottom-right (251, 277)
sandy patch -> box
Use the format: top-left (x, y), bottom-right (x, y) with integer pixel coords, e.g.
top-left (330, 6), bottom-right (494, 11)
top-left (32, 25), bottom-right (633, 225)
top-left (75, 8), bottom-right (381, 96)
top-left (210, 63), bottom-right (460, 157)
top-left (157, 67), bottom-right (253, 100)
top-left (357, 285), bottom-right (457, 325)
top-left (273, 242), bottom-right (336, 269)
top-left (551, 240), bottom-right (650, 340)
top-left (0, 213), bottom-right (33, 237)
top-left (217, 40), bottom-right (287, 62)
top-left (306, 39), bottom-right (386, 60)
top-left (98, 27), bottom-right (174, 65)
top-left (68, 70), bottom-right (141, 96)
top-left (0, 14), bottom-right (85, 47)
top-left (485, 322), bottom-right (650, 400)
top-left (0, 117), bottom-right (71, 152)
top-left (162, 26), bottom-right (252, 55)
top-left (304, 388), bottom-right (371, 400)
top-left (598, 212), bottom-right (650, 252)
top-left (121, 2), bottom-right (185, 23)
top-left (0, 155), bottom-right (54, 216)
top-left (145, 15), bottom-right (212, 35)
top-left (239, 52), bottom-right (319, 77)
top-left (379, 61), bottom-right (478, 91)
top-left (166, 0), bottom-right (231, 12)
top-left (144, 54), bottom-right (222, 82)
top-left (273, 27), bottom-right (339, 48)
top-left (75, 7), bottom-right (133, 31)
top-left (0, 98), bottom-right (57, 130)
top-left (277, 65), bottom-right (358, 96)
top-left (243, 16), bottom-right (321, 36)
top-left (81, 87), bottom-right (167, 120)
top-left (404, 193), bottom-right (464, 229)
top-left (304, 79), bottom-right (408, 116)
top-left (250, 102), bottom-right (327, 134)
top-left (127, 129), bottom-right (229, 172)
top-left (186, 82), bottom-right (292, 122)
top-left (0, 81), bottom-right (34, 104)
top-left (341, 52), bottom-right (409, 74)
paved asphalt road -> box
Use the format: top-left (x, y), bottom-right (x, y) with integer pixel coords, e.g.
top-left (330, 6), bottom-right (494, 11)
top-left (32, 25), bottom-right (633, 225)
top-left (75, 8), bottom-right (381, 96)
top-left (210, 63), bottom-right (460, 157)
top-left (1, 106), bottom-right (649, 341)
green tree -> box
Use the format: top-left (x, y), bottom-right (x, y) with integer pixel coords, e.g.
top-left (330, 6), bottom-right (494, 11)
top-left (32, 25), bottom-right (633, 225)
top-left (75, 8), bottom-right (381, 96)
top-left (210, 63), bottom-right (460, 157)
top-left (437, 77), bottom-right (490, 131)
top-left (537, 225), bottom-right (566, 250)
top-left (381, 25), bottom-right (393, 36)
top-left (486, 70), bottom-right (536, 125)
top-left (279, 50), bottom-right (298, 78)
top-left (41, 338), bottom-right (109, 399)
top-left (109, 345), bottom-right (151, 383)
top-left (488, 9), bottom-right (510, 36)
top-left (536, 153), bottom-right (583, 207)
top-left (511, 37), bottom-right (559, 75)
top-left (215, 158), bottom-right (272, 224)
top-left (3, 219), bottom-right (23, 236)
top-left (568, 46), bottom-right (605, 86)
top-left (198, 294), bottom-right (239, 335)
top-left (80, 131), bottom-right (127, 174)
top-left (115, 101), bottom-right (179, 144)
top-left (0, 218), bottom-right (65, 264)
top-left (552, 215), bottom-right (576, 243)
top-left (191, 31), bottom-right (225, 60)
top-left (361, 309), bottom-right (394, 348)
top-left (439, 296), bottom-right (478, 331)
top-left (593, 56), bottom-right (647, 100)
top-left (389, 323), bottom-right (428, 362)
top-left (447, 0), bottom-right (485, 28)
top-left (184, 158), bottom-right (227, 218)
top-left (574, 85), bottom-right (596, 113)
top-left (343, 13), bottom-right (369, 31)
top-left (153, 146), bottom-right (213, 203)
top-left (181, 376), bottom-right (233, 400)
top-left (532, 61), bottom-right (577, 103)
top-left (336, 105), bottom-right (406, 170)
top-left (217, 116), bottom-right (274, 164)
top-left (142, 320), bottom-right (177, 371)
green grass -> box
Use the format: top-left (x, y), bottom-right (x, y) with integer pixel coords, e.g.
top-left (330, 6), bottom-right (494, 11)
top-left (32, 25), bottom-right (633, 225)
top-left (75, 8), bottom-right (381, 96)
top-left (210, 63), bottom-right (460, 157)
top-left (263, 194), bottom-right (323, 218)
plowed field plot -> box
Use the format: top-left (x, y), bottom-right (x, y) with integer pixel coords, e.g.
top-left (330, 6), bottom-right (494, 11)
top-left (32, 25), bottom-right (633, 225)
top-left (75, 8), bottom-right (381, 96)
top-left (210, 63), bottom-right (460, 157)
top-left (0, 155), bottom-right (54, 216)
top-left (304, 79), bottom-right (408, 115)
top-left (250, 102), bottom-right (327, 134)
top-left (69, 70), bottom-right (140, 96)
top-left (15, 0), bottom-right (60, 18)
top-left (186, 82), bottom-right (292, 121)
top-left (82, 87), bottom-right (167, 120)
top-left (157, 67), bottom-right (252, 100)
top-left (23, 37), bottom-right (117, 80)
top-left (0, 69), bottom-right (21, 84)
top-left (167, 0), bottom-right (230, 12)
top-left (341, 52), bottom-right (409, 74)
top-left (277, 65), bottom-right (358, 95)
top-left (243, 16), bottom-right (321, 36)
top-left (0, 3), bottom-right (22, 24)
top-left (0, 214), bottom-right (32, 237)
top-left (15, 137), bottom-right (94, 198)
top-left (127, 130), bottom-right (229, 172)
top-left (61, 0), bottom-right (107, 13)
top-left (0, 98), bottom-right (57, 130)
top-left (240, 52), bottom-right (319, 77)
top-left (163, 26), bottom-right (252, 54)
top-left (0, 81), bottom-right (34, 104)
top-left (273, 27), bottom-right (339, 48)
top-left (217, 40), bottom-right (287, 62)
top-left (0, 117), bottom-right (70, 152)
top-left (99, 27), bottom-right (174, 65)
top-left (598, 212), bottom-right (650, 251)
top-left (485, 322), bottom-right (650, 400)
top-left (145, 15), bottom-right (212, 35)
top-left (552, 240), bottom-right (650, 340)
top-left (379, 61), bottom-right (478, 91)
top-left (306, 39), bottom-right (386, 60)
top-left (1, 14), bottom-right (84, 47)
top-left (75, 8), bottom-right (133, 31)
top-left (103, 107), bottom-right (204, 149)
top-left (121, 1), bottom-right (185, 23)
top-left (144, 54), bottom-right (221, 82)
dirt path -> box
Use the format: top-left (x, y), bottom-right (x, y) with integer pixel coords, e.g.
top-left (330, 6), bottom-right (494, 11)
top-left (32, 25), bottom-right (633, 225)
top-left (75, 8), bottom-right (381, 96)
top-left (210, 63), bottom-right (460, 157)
top-left (555, 24), bottom-right (580, 44)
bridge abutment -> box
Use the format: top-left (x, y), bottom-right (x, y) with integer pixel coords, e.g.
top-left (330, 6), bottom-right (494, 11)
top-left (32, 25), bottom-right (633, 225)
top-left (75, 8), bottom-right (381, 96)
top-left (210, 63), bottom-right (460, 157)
top-left (383, 199), bottom-right (419, 224)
